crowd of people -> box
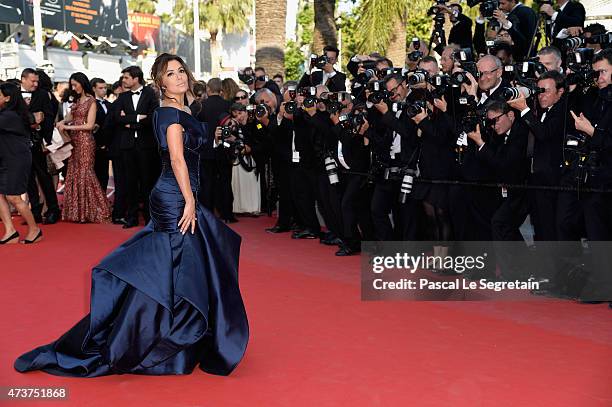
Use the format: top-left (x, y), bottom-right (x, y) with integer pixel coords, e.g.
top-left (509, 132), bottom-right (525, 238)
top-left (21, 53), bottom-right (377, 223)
top-left (0, 0), bottom-right (611, 304)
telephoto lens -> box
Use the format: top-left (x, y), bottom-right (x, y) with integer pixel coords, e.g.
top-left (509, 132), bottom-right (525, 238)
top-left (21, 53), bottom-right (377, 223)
top-left (408, 70), bottom-right (428, 85)
top-left (451, 71), bottom-right (472, 86)
top-left (563, 37), bottom-right (584, 50)
top-left (324, 156), bottom-right (340, 185)
top-left (285, 101), bottom-right (297, 114)
top-left (221, 126), bottom-right (233, 138)
top-left (501, 87), bottom-right (522, 101)
top-left (399, 173), bottom-right (414, 204)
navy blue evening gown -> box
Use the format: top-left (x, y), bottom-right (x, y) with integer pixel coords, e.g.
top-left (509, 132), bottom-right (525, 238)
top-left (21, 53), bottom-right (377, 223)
top-left (14, 107), bottom-right (249, 377)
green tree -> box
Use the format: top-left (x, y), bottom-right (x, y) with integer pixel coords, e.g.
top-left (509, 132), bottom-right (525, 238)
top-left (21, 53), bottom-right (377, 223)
top-left (128, 0), bottom-right (156, 14)
top-left (170, 0), bottom-right (253, 76)
top-left (313, 0), bottom-right (337, 54)
top-left (283, 1), bottom-right (315, 81)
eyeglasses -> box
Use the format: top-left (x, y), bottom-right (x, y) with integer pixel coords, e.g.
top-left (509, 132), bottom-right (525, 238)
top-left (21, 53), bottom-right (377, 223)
top-left (234, 94), bottom-right (248, 101)
top-left (478, 67), bottom-right (500, 77)
top-left (388, 82), bottom-right (404, 96)
top-left (487, 112), bottom-right (506, 127)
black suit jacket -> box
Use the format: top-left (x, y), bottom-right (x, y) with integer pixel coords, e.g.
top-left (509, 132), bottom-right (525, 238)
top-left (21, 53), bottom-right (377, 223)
top-left (196, 95), bottom-right (231, 127)
top-left (93, 99), bottom-right (112, 149)
top-left (26, 88), bottom-right (54, 144)
top-left (298, 71), bottom-right (347, 92)
top-left (507, 4), bottom-right (538, 61)
top-left (447, 14), bottom-right (473, 50)
top-left (551, 1), bottom-right (586, 39)
top-left (522, 97), bottom-right (570, 185)
top-left (112, 86), bottom-right (159, 150)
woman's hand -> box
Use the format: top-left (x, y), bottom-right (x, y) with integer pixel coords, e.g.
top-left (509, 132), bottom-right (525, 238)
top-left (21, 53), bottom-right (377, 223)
top-left (178, 198), bottom-right (196, 235)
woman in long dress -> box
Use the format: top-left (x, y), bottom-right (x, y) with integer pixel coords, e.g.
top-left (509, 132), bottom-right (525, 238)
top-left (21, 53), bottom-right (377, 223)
top-left (57, 72), bottom-right (111, 223)
top-left (15, 54), bottom-right (249, 377)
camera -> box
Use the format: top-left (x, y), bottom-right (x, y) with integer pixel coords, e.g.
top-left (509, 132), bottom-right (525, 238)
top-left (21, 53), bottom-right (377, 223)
top-left (407, 38), bottom-right (424, 62)
top-left (501, 86), bottom-right (544, 101)
top-left (407, 70), bottom-right (429, 86)
top-left (285, 85), bottom-right (298, 114)
top-left (246, 103), bottom-right (269, 119)
top-left (324, 155), bottom-right (340, 185)
top-left (311, 54), bottom-right (330, 70)
top-left (453, 48), bottom-right (479, 80)
top-left (220, 125), bottom-right (233, 138)
top-left (322, 92), bottom-right (346, 114)
top-left (458, 95), bottom-right (486, 134)
top-left (467, 0), bottom-right (499, 19)
top-left (300, 86), bottom-right (318, 108)
top-left (399, 169), bottom-right (417, 204)
top-left (566, 48), bottom-right (597, 88)
top-left (406, 100), bottom-right (428, 119)
top-left (238, 68), bottom-right (255, 85)
top-left (367, 80), bottom-right (391, 104)
top-left (338, 110), bottom-right (367, 134)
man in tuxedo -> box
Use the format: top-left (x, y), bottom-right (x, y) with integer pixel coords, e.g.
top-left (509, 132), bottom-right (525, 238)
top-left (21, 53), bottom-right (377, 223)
top-left (112, 66), bottom-right (160, 228)
top-left (194, 78), bottom-right (231, 211)
top-left (298, 45), bottom-right (347, 92)
top-left (433, 3), bottom-right (472, 53)
top-left (21, 68), bottom-right (60, 225)
top-left (91, 78), bottom-right (112, 193)
top-left (540, 0), bottom-right (585, 47)
top-left (494, 0), bottom-right (538, 61)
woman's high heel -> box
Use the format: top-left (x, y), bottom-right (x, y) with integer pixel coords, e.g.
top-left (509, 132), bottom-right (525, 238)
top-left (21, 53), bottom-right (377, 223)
top-left (22, 229), bottom-right (43, 244)
top-left (0, 231), bottom-right (19, 244)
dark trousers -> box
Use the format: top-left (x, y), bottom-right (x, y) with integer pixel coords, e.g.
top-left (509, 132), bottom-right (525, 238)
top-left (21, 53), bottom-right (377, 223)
top-left (27, 144), bottom-right (59, 217)
top-left (272, 159), bottom-right (294, 228)
top-left (341, 172), bottom-right (375, 244)
top-left (214, 162), bottom-right (234, 220)
top-left (529, 188), bottom-right (558, 241)
top-left (122, 147), bottom-right (159, 224)
top-left (94, 148), bottom-right (110, 193)
top-left (371, 179), bottom-right (418, 241)
top-left (492, 191), bottom-right (529, 241)
top-left (110, 155), bottom-right (127, 220)
top-left (315, 171), bottom-right (343, 238)
top-left (449, 185), bottom-right (500, 241)
top-left (290, 165), bottom-right (320, 233)
top-left (557, 191), bottom-right (612, 242)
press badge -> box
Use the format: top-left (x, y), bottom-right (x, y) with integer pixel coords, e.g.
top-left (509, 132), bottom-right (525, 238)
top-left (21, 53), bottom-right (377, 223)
top-left (292, 151), bottom-right (300, 162)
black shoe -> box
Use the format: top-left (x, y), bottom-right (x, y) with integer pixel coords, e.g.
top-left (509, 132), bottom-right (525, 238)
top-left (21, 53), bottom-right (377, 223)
top-left (122, 219), bottom-right (139, 229)
top-left (290, 223), bottom-right (302, 231)
top-left (335, 244), bottom-right (360, 256)
top-left (609, 302), bottom-right (612, 310)
top-left (319, 231), bottom-right (335, 243)
top-left (322, 237), bottom-right (344, 246)
top-left (0, 231), bottom-right (19, 244)
top-left (43, 211), bottom-right (60, 225)
top-left (22, 229), bottom-right (43, 244)
top-left (292, 230), bottom-right (318, 239)
top-left (112, 217), bottom-right (128, 225)
top-left (266, 225), bottom-right (290, 233)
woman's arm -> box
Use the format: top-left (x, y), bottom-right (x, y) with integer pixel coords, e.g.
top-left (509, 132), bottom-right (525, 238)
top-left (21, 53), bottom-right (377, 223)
top-left (167, 123), bottom-right (196, 234)
top-left (62, 100), bottom-right (97, 131)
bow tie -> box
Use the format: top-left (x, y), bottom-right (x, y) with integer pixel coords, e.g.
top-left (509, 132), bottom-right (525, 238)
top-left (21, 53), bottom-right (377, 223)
top-left (131, 90), bottom-right (141, 95)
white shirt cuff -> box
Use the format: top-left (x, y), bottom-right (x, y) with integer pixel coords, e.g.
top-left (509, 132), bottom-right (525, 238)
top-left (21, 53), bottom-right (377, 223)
top-left (478, 142), bottom-right (486, 151)
top-left (476, 17), bottom-right (485, 24)
top-left (520, 107), bottom-right (530, 117)
top-left (551, 11), bottom-right (558, 22)
top-left (503, 21), bottom-right (512, 30)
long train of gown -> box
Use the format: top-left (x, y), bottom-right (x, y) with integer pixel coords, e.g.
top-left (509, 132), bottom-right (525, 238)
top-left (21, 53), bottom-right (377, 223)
top-left (14, 106), bottom-right (249, 377)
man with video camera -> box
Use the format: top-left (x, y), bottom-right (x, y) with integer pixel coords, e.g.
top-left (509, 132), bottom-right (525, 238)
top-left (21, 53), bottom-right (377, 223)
top-left (369, 73), bottom-right (420, 241)
top-left (298, 45), bottom-right (347, 92)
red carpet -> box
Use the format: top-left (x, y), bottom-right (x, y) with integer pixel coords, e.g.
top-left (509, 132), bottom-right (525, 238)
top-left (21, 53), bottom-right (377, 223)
top-left (1, 216), bottom-right (611, 406)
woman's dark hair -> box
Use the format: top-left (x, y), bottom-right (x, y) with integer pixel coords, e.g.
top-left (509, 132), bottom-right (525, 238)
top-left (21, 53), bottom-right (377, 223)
top-left (150, 53), bottom-right (196, 103)
top-left (69, 71), bottom-right (94, 98)
top-left (0, 82), bottom-right (33, 128)
top-left (36, 69), bottom-right (53, 92)
top-left (61, 87), bottom-right (73, 103)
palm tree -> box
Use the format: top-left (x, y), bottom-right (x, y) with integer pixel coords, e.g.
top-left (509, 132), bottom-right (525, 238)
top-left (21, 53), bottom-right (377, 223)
top-left (255, 0), bottom-right (287, 76)
top-left (313, 0), bottom-right (337, 54)
top-left (356, 0), bottom-right (434, 67)
top-left (170, 0), bottom-right (253, 76)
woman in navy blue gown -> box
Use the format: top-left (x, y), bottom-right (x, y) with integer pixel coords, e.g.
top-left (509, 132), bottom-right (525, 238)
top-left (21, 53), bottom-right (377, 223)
top-left (14, 54), bottom-right (249, 377)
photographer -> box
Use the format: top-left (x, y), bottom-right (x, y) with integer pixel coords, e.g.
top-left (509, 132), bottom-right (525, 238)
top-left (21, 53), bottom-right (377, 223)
top-left (537, 46), bottom-right (563, 72)
top-left (463, 55), bottom-right (510, 106)
top-left (238, 67), bottom-right (282, 98)
top-left (369, 73), bottom-right (420, 241)
top-left (508, 71), bottom-right (569, 241)
top-left (539, 0), bottom-right (585, 46)
top-left (302, 86), bottom-right (345, 248)
top-left (328, 95), bottom-right (375, 255)
top-left (562, 49), bottom-right (612, 302)
top-left (433, 3), bottom-right (473, 53)
top-left (494, 0), bottom-right (537, 61)
top-left (298, 45), bottom-right (347, 92)
top-left (276, 88), bottom-right (321, 239)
